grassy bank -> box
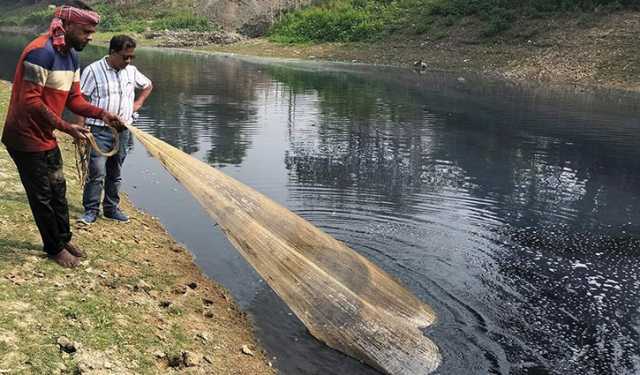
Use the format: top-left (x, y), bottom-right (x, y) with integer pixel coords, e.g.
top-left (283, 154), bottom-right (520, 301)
top-left (268, 0), bottom-right (638, 42)
top-left (200, 9), bottom-right (640, 92)
top-left (0, 81), bottom-right (274, 374)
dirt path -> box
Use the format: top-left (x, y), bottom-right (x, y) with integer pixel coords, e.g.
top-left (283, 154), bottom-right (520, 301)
top-left (0, 80), bottom-right (275, 374)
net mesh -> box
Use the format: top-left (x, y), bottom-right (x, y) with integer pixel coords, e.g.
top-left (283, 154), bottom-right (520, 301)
top-left (128, 125), bottom-right (441, 374)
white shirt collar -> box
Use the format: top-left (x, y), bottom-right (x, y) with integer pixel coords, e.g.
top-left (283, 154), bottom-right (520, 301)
top-left (103, 56), bottom-right (120, 72)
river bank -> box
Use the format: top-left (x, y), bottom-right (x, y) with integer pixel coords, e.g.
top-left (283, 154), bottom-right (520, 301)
top-left (196, 10), bottom-right (640, 93)
top-left (3, 9), bottom-right (638, 93)
top-left (0, 80), bottom-right (274, 374)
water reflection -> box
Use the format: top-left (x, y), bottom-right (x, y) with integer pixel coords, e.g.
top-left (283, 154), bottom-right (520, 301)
top-left (2, 33), bottom-right (640, 374)
top-left (264, 63), bottom-right (640, 374)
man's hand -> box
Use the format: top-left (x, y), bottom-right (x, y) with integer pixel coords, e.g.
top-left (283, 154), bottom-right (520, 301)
top-left (133, 84), bottom-right (153, 113)
top-left (133, 101), bottom-right (142, 113)
top-left (101, 112), bottom-right (126, 132)
top-left (66, 124), bottom-right (90, 141)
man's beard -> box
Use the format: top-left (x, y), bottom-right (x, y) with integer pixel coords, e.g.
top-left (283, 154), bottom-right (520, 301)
top-left (72, 40), bottom-right (87, 51)
top-left (68, 36), bottom-right (87, 51)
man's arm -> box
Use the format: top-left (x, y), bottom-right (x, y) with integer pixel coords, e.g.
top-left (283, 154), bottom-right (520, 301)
top-left (133, 83), bottom-right (153, 112)
top-left (133, 67), bottom-right (153, 113)
top-left (73, 114), bottom-right (86, 130)
top-left (67, 77), bottom-right (124, 130)
top-left (66, 80), bottom-right (104, 119)
top-left (23, 85), bottom-right (89, 141)
top-left (73, 66), bottom-right (94, 130)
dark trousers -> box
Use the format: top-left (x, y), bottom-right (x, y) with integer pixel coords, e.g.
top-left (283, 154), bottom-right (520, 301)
top-left (8, 146), bottom-right (71, 255)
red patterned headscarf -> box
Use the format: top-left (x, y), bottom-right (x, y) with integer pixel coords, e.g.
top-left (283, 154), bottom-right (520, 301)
top-left (48, 5), bottom-right (101, 49)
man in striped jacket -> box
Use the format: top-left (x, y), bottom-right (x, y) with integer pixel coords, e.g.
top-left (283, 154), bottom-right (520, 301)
top-left (1, 1), bottom-right (124, 268)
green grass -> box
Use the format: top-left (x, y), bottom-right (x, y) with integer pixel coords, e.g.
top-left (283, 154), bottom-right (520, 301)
top-left (269, 0), bottom-right (386, 43)
top-left (0, 1), bottom-right (216, 33)
top-left (94, 2), bottom-right (215, 33)
top-left (269, 0), bottom-right (638, 43)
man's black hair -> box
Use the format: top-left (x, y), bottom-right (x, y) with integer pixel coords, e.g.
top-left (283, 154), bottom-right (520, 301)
top-left (63, 0), bottom-right (94, 11)
top-left (109, 35), bottom-right (137, 54)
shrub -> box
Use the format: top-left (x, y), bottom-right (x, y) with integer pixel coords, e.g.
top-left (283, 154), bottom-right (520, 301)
top-left (269, 0), bottom-right (639, 43)
top-left (270, 1), bottom-right (384, 43)
top-left (21, 8), bottom-right (51, 26)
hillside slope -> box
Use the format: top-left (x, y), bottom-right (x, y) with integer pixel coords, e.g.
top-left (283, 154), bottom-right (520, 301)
top-left (202, 9), bottom-right (640, 92)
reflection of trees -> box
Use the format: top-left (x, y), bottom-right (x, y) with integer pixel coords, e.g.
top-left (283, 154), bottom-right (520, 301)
top-left (267, 65), bottom-right (422, 124)
top-left (269, 66), bottom-right (455, 211)
top-left (272, 64), bottom-right (640, 229)
top-left (141, 52), bottom-right (261, 165)
top-left (271, 64), bottom-right (640, 373)
top-left (428, 98), bottom-right (640, 230)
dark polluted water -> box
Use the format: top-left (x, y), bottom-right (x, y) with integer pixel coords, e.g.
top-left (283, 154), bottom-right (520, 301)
top-left (1, 34), bottom-right (640, 374)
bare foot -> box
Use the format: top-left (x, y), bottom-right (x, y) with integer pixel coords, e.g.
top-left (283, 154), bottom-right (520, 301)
top-left (64, 241), bottom-right (86, 258)
top-left (50, 249), bottom-right (80, 268)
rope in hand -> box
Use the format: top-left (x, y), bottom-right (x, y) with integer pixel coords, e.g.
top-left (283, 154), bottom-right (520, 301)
top-left (74, 126), bottom-right (121, 189)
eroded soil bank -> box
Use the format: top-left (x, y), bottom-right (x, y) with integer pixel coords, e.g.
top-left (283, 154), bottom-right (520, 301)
top-left (193, 11), bottom-right (640, 93)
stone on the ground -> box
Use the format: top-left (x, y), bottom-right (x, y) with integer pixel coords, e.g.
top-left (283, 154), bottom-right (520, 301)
top-left (241, 345), bottom-right (254, 356)
top-left (167, 352), bottom-right (182, 368)
top-left (135, 279), bottom-right (152, 292)
top-left (145, 30), bottom-right (245, 48)
top-left (173, 285), bottom-right (188, 294)
top-left (182, 350), bottom-right (202, 367)
top-left (196, 332), bottom-right (209, 342)
top-left (57, 336), bottom-right (77, 353)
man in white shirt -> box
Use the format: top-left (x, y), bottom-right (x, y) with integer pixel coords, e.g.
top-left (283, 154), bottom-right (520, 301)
top-left (78, 35), bottom-right (153, 224)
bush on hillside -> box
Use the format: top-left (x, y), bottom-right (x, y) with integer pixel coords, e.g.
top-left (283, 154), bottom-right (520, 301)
top-left (269, 0), bottom-right (385, 43)
top-left (21, 8), bottom-right (50, 26)
top-left (269, 0), bottom-right (637, 42)
top-left (8, 2), bottom-right (213, 33)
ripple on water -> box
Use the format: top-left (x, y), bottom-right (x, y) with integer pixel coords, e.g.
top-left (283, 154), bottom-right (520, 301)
top-left (286, 174), bottom-right (640, 375)
top-left (489, 224), bottom-right (640, 375)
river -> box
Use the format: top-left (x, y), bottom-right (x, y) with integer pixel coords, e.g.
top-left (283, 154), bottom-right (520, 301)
top-left (1, 34), bottom-right (640, 375)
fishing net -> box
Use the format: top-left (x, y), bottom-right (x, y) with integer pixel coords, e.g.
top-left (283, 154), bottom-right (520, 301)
top-left (73, 126), bottom-right (119, 189)
top-left (127, 124), bottom-right (441, 374)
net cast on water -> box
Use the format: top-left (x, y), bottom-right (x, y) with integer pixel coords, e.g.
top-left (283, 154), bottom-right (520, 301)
top-left (127, 124), bottom-right (442, 375)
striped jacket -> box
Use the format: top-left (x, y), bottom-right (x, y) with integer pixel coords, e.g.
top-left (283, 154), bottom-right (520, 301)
top-left (2, 34), bottom-right (105, 152)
